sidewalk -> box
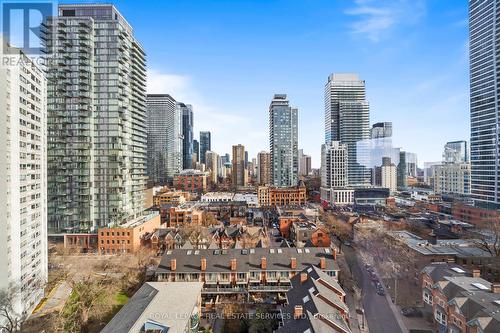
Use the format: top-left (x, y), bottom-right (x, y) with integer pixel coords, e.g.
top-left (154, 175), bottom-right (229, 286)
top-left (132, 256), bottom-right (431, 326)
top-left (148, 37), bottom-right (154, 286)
top-left (338, 252), bottom-right (369, 333)
top-left (31, 281), bottom-right (72, 318)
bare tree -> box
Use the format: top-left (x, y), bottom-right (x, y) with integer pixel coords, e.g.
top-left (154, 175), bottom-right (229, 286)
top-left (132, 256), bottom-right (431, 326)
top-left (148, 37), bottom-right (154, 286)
top-left (472, 218), bottom-right (499, 257)
top-left (323, 213), bottom-right (352, 252)
top-left (0, 281), bottom-right (45, 333)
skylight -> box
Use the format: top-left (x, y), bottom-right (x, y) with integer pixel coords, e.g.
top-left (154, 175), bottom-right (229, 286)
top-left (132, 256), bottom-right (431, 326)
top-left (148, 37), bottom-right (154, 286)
top-left (303, 295), bottom-right (310, 303)
top-left (277, 249), bottom-right (282, 253)
top-left (297, 249), bottom-right (303, 254)
top-left (472, 283), bottom-right (489, 290)
top-left (451, 267), bottom-right (465, 274)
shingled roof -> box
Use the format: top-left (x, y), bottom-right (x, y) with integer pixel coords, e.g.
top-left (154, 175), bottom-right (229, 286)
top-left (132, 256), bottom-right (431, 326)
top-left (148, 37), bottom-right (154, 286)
top-left (278, 265), bottom-right (352, 333)
top-left (156, 247), bottom-right (338, 274)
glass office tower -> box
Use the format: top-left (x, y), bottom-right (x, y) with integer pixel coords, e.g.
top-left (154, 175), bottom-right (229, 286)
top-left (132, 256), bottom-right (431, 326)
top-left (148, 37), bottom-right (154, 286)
top-left (269, 94), bottom-right (298, 187)
top-left (179, 103), bottom-right (194, 170)
top-left (147, 95), bottom-right (183, 185)
top-left (199, 131), bottom-right (211, 165)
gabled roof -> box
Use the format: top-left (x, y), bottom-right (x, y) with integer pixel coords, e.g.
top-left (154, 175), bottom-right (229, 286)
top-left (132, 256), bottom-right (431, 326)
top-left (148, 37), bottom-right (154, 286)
top-left (101, 282), bottom-right (203, 333)
top-left (278, 265), bottom-right (351, 333)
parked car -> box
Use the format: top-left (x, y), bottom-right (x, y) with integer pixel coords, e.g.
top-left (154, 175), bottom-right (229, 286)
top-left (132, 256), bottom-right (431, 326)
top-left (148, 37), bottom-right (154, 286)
top-left (376, 287), bottom-right (385, 296)
top-left (401, 307), bottom-right (423, 317)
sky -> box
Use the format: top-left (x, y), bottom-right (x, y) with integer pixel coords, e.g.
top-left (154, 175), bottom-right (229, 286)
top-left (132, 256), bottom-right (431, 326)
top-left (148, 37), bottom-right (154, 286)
top-left (63, 0), bottom-right (470, 168)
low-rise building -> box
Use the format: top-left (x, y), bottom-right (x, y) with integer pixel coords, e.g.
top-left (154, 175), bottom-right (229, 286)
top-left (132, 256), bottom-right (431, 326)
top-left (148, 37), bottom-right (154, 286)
top-left (155, 247), bottom-right (339, 295)
top-left (98, 211), bottom-right (161, 254)
top-left (390, 231), bottom-right (499, 282)
top-left (153, 189), bottom-right (191, 206)
top-left (169, 204), bottom-right (204, 227)
top-left (452, 202), bottom-right (500, 226)
top-left (174, 169), bottom-right (209, 193)
top-left (321, 188), bottom-right (355, 206)
top-left (354, 187), bottom-right (390, 207)
top-left (421, 263), bottom-right (500, 333)
top-left (258, 184), bottom-right (307, 206)
top-left (278, 266), bottom-right (352, 333)
top-left (102, 282), bottom-right (203, 333)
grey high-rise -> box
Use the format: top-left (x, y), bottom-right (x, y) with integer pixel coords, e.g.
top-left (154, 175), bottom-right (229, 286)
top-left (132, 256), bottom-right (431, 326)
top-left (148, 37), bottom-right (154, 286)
top-left (325, 73), bottom-right (370, 186)
top-left (45, 4), bottom-right (147, 232)
top-left (469, 0), bottom-right (500, 209)
top-left (200, 131), bottom-right (211, 165)
top-left (147, 95), bottom-right (183, 185)
top-left (179, 103), bottom-right (194, 169)
top-left (193, 140), bottom-right (200, 164)
top-left (269, 94), bottom-right (298, 187)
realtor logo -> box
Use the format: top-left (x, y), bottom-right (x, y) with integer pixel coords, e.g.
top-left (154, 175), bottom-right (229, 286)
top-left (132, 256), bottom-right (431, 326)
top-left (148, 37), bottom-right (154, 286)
top-left (1, 1), bottom-right (53, 54)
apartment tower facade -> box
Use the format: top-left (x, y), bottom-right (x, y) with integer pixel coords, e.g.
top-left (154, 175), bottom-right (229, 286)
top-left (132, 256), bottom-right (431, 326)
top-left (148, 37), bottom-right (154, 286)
top-left (269, 94), bottom-right (298, 187)
top-left (45, 4), bottom-right (147, 232)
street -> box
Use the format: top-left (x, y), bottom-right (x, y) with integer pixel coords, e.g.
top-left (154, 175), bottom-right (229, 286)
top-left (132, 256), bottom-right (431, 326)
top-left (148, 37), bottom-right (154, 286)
top-left (343, 245), bottom-right (406, 333)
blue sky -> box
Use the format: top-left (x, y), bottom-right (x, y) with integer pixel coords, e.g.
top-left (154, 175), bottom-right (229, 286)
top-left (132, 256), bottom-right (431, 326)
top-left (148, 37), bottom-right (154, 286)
top-left (64, 0), bottom-right (470, 167)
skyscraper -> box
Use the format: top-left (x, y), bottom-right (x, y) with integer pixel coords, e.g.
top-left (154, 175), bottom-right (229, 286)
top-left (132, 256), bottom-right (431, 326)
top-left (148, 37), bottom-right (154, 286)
top-left (147, 95), bottom-right (183, 185)
top-left (232, 144), bottom-right (247, 187)
top-left (371, 122), bottom-right (393, 139)
top-left (179, 103), bottom-right (194, 170)
top-left (205, 151), bottom-right (219, 184)
top-left (193, 139), bottom-right (200, 165)
top-left (443, 140), bottom-right (468, 164)
top-left (298, 149), bottom-right (312, 176)
top-left (469, 0), bottom-right (500, 209)
top-left (257, 151), bottom-right (271, 185)
top-left (0, 41), bottom-right (48, 316)
top-left (45, 4), bottom-right (147, 232)
top-left (200, 131), bottom-right (211, 165)
top-left (325, 73), bottom-right (370, 186)
top-left (269, 94), bottom-right (298, 187)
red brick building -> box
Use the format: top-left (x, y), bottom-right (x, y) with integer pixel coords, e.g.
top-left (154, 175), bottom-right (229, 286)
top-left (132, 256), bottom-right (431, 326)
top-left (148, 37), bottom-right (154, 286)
top-left (173, 170), bottom-right (208, 193)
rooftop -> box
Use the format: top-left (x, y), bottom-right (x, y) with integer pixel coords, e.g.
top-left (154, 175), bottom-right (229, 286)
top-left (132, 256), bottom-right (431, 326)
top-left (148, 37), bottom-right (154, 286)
top-left (389, 231), bottom-right (492, 258)
top-left (156, 247), bottom-right (339, 274)
top-left (101, 282), bottom-right (203, 333)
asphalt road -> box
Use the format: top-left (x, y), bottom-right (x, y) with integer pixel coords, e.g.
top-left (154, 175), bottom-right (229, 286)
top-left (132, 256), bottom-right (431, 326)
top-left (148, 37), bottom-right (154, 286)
top-left (343, 246), bottom-right (404, 333)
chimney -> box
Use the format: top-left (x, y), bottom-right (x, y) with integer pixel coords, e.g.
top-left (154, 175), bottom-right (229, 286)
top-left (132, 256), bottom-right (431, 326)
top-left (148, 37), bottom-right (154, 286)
top-left (290, 257), bottom-right (297, 269)
top-left (261, 257), bottom-right (267, 270)
top-left (320, 257), bottom-right (326, 269)
top-left (300, 272), bottom-right (308, 284)
top-left (491, 283), bottom-right (500, 294)
top-left (472, 269), bottom-right (481, 278)
top-left (170, 259), bottom-right (177, 271)
top-left (293, 305), bottom-right (303, 319)
top-left (333, 248), bottom-right (337, 261)
top-left (201, 258), bottom-right (207, 271)
top-left (230, 258), bottom-right (237, 271)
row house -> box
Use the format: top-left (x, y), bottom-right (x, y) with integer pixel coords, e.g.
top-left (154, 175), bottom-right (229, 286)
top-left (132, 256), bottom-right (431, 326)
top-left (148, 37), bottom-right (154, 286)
top-left (278, 266), bottom-right (352, 333)
top-left (155, 247), bottom-right (339, 295)
top-left (421, 263), bottom-right (500, 333)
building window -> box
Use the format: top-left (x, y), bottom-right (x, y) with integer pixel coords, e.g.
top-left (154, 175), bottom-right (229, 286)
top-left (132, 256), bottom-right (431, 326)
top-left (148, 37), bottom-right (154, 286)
top-left (423, 290), bottom-right (433, 305)
top-left (435, 309), bottom-right (447, 325)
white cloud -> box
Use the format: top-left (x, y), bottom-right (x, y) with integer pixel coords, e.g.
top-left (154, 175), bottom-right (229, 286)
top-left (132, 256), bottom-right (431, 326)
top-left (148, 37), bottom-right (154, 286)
top-left (147, 69), bottom-right (254, 155)
top-left (345, 0), bottom-right (426, 42)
